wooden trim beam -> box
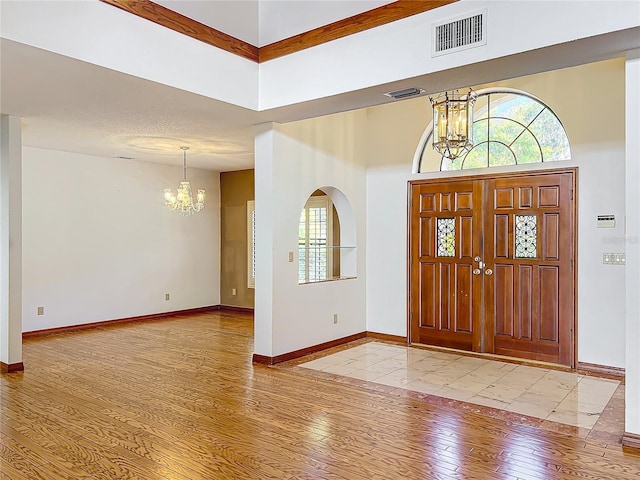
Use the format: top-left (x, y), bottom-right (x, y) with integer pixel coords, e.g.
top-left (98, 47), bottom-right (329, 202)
top-left (252, 332), bottom-right (367, 365)
top-left (220, 305), bottom-right (254, 315)
top-left (99, 0), bottom-right (458, 63)
top-left (0, 361), bottom-right (24, 373)
top-left (99, 0), bottom-right (259, 62)
top-left (367, 331), bottom-right (408, 344)
top-left (577, 361), bottom-right (625, 379)
top-left (22, 305), bottom-right (221, 339)
top-left (622, 432), bottom-right (640, 451)
top-left (259, 0), bottom-right (457, 62)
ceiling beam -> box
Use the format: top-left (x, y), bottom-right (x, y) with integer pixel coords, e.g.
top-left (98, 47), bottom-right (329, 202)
top-left (259, 0), bottom-right (458, 62)
top-left (99, 0), bottom-right (259, 62)
top-left (99, 0), bottom-right (458, 63)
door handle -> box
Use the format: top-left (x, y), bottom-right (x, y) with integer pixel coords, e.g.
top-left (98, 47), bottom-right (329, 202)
top-left (473, 268), bottom-right (482, 275)
top-left (485, 268), bottom-right (493, 276)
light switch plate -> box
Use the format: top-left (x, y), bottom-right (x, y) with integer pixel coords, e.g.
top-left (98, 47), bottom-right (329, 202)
top-left (603, 252), bottom-right (626, 265)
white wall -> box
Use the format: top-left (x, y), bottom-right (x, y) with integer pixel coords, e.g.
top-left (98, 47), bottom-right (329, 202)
top-left (260, 0), bottom-right (639, 110)
top-left (254, 112), bottom-right (367, 358)
top-left (21, 147), bottom-right (220, 332)
top-left (365, 59), bottom-right (627, 368)
top-left (0, 1), bottom-right (258, 110)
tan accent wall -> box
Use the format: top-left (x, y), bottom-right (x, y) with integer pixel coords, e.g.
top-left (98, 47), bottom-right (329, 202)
top-left (220, 169), bottom-right (255, 308)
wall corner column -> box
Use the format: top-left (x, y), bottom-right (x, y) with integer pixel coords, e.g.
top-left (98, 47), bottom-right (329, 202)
top-left (624, 49), bottom-right (640, 445)
top-left (0, 115), bottom-right (24, 373)
top-left (252, 122), bottom-right (278, 361)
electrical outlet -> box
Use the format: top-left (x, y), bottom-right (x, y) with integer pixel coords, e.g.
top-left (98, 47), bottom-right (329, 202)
top-left (165, 293), bottom-right (170, 301)
top-left (288, 251), bottom-right (294, 262)
top-left (37, 306), bottom-right (44, 316)
top-left (232, 288), bottom-right (237, 296)
top-left (333, 314), bottom-right (338, 324)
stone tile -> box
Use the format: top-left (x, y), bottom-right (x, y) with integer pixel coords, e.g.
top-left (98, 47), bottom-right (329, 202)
top-left (347, 368), bottom-right (389, 382)
top-left (459, 369), bottom-right (507, 385)
top-left (406, 378), bottom-right (443, 395)
top-left (449, 375), bottom-right (489, 393)
top-left (410, 358), bottom-right (453, 372)
top-left (299, 356), bottom-right (343, 369)
top-left (542, 369), bottom-right (583, 386)
top-left (452, 356), bottom-right (490, 369)
top-left (505, 400), bottom-right (556, 419)
top-left (420, 371), bottom-right (461, 386)
top-left (475, 384), bottom-right (525, 403)
top-left (321, 363), bottom-right (361, 376)
top-left (428, 351), bottom-right (463, 361)
top-left (555, 397), bottom-right (606, 415)
top-left (467, 394), bottom-right (512, 410)
top-left (477, 361), bottom-right (518, 373)
top-left (528, 379), bottom-right (575, 401)
top-left (373, 370), bottom-right (429, 389)
top-left (512, 364), bottom-right (551, 378)
top-left (546, 409), bottom-right (600, 430)
top-left (338, 357), bottom-right (383, 370)
top-left (447, 377), bottom-right (491, 393)
top-left (562, 389), bottom-right (614, 408)
top-left (574, 378), bottom-right (620, 396)
top-left (436, 386), bottom-right (476, 402)
top-left (493, 371), bottom-right (545, 389)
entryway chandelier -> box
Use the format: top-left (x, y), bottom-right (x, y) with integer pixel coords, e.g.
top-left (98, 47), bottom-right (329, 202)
top-left (430, 89), bottom-right (477, 160)
top-left (164, 146), bottom-right (205, 216)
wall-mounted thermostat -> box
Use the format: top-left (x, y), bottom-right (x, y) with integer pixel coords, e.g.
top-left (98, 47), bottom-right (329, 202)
top-left (597, 215), bottom-right (615, 228)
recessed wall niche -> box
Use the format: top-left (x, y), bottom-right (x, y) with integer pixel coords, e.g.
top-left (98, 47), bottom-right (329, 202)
top-left (298, 186), bottom-right (356, 284)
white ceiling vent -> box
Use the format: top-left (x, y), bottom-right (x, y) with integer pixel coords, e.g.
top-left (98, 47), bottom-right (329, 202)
top-left (432, 9), bottom-right (487, 57)
top-left (383, 87), bottom-right (426, 100)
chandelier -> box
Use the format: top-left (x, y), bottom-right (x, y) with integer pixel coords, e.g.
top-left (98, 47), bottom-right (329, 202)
top-left (164, 146), bottom-right (205, 216)
top-left (430, 89), bottom-right (477, 160)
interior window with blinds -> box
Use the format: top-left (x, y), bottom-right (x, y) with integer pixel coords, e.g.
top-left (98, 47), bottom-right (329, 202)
top-left (299, 196), bottom-right (332, 283)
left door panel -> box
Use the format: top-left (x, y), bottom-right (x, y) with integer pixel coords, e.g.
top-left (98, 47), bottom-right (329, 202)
top-left (410, 181), bottom-right (483, 351)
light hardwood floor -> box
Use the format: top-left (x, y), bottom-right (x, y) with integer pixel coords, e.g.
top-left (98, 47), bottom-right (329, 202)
top-left (1, 311), bottom-right (639, 479)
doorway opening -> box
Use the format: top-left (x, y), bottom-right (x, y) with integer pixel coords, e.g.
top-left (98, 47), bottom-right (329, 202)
top-left (408, 168), bottom-right (577, 367)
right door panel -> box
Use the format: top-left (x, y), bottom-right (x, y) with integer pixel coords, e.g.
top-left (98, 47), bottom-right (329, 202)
top-left (484, 172), bottom-right (575, 365)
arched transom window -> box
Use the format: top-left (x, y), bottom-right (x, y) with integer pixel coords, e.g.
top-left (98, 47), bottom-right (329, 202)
top-left (414, 88), bottom-right (571, 173)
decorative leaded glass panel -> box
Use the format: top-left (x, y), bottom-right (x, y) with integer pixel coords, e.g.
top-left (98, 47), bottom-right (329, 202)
top-left (437, 218), bottom-right (455, 257)
top-left (515, 214), bottom-right (537, 258)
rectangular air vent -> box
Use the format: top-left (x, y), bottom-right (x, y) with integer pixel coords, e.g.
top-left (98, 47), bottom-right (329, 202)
top-left (383, 87), bottom-right (426, 100)
top-left (432, 9), bottom-right (487, 57)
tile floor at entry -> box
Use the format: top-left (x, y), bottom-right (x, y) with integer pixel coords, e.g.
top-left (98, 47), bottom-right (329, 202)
top-left (299, 342), bottom-right (620, 431)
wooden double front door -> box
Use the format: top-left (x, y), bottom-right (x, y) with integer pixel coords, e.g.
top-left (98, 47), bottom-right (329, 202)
top-left (409, 169), bottom-right (576, 366)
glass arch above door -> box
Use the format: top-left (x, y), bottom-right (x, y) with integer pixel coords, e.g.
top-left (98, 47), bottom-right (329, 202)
top-left (413, 88), bottom-right (571, 173)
